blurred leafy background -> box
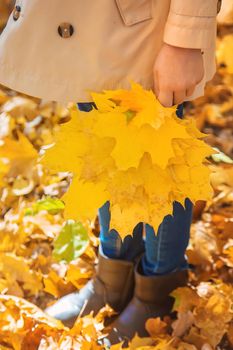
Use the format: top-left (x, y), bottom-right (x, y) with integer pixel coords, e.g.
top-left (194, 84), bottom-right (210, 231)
top-left (0, 1), bottom-right (232, 349)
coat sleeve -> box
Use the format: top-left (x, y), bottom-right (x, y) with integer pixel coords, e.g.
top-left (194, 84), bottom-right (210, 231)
top-left (163, 0), bottom-right (221, 49)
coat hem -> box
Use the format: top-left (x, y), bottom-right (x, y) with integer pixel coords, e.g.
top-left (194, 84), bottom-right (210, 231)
top-left (0, 60), bottom-right (214, 104)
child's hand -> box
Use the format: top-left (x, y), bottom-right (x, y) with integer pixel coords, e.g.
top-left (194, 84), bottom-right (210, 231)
top-left (153, 43), bottom-right (204, 107)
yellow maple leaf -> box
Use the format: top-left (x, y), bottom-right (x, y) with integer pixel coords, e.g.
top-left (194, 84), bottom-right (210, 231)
top-left (0, 159), bottom-right (8, 185)
top-left (43, 270), bottom-right (71, 298)
top-left (0, 133), bottom-right (37, 179)
top-left (63, 178), bottom-right (109, 221)
top-left (145, 317), bottom-right (168, 338)
top-left (217, 34), bottom-right (233, 74)
top-left (0, 253), bottom-right (43, 297)
top-left (138, 117), bottom-right (191, 169)
top-left (41, 113), bottom-right (88, 174)
top-left (42, 83), bottom-right (214, 238)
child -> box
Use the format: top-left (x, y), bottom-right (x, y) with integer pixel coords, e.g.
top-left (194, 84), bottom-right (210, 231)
top-left (0, 0), bottom-right (221, 344)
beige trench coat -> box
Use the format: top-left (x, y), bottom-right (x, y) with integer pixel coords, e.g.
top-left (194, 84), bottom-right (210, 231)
top-left (0, 0), bottom-right (221, 103)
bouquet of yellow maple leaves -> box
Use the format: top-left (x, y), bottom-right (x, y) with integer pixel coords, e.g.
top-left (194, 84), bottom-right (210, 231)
top-left (43, 83), bottom-right (214, 238)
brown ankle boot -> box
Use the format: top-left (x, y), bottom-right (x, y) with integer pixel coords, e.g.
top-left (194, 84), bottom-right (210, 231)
top-left (105, 264), bottom-right (188, 345)
top-left (45, 251), bottom-right (135, 327)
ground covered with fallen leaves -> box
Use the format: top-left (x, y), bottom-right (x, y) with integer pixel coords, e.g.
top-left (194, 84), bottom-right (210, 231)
top-left (0, 2), bottom-right (233, 350)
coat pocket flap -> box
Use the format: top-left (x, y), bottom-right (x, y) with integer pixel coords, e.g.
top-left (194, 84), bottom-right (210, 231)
top-left (115, 0), bottom-right (153, 26)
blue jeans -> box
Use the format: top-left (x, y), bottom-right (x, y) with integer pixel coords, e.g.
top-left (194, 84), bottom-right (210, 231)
top-left (78, 102), bottom-right (192, 276)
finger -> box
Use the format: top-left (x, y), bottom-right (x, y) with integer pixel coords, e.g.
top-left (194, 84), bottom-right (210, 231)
top-left (174, 90), bottom-right (186, 105)
top-left (153, 71), bottom-right (160, 98)
top-left (158, 90), bottom-right (174, 107)
top-left (186, 85), bottom-right (195, 97)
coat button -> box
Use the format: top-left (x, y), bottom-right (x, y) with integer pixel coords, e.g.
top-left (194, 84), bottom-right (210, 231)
top-left (13, 5), bottom-right (21, 21)
top-left (58, 23), bottom-right (74, 38)
top-left (217, 0), bottom-right (222, 14)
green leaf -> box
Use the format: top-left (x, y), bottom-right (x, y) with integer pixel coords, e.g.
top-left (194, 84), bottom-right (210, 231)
top-left (124, 110), bottom-right (136, 122)
top-left (53, 220), bottom-right (89, 263)
top-left (211, 148), bottom-right (233, 164)
top-left (24, 197), bottom-right (65, 216)
top-left (171, 294), bottom-right (181, 312)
